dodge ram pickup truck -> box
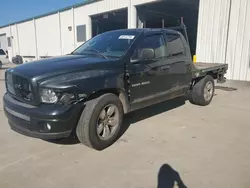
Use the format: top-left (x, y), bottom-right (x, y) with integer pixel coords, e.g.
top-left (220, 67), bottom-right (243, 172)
top-left (3, 26), bottom-right (228, 150)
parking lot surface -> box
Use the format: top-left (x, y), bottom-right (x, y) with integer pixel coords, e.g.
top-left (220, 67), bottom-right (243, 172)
top-left (0, 65), bottom-right (250, 188)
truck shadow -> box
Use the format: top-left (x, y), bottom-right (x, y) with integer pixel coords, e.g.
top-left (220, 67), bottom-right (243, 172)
top-left (157, 164), bottom-right (187, 188)
top-left (1, 67), bottom-right (11, 70)
top-left (46, 136), bottom-right (80, 145)
top-left (215, 86), bottom-right (237, 91)
top-left (118, 97), bottom-right (186, 140)
top-left (48, 97), bottom-right (185, 145)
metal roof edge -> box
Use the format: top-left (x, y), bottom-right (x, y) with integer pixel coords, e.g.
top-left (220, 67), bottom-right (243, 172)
top-left (0, 0), bottom-right (98, 29)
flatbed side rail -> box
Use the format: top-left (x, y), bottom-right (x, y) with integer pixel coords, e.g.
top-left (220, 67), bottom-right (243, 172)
top-left (193, 63), bottom-right (228, 83)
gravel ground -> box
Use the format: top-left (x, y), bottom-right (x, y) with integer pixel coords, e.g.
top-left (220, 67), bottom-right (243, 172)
top-left (0, 64), bottom-right (250, 188)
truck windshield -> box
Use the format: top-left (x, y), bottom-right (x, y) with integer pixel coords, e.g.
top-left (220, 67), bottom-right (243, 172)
top-left (73, 30), bottom-right (139, 58)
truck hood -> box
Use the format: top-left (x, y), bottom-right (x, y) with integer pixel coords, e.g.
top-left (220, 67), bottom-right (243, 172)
top-left (12, 55), bottom-right (118, 79)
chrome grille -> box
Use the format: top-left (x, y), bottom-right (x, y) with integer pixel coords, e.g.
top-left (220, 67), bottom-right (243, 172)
top-left (6, 72), bottom-right (33, 102)
top-left (6, 72), bottom-right (15, 95)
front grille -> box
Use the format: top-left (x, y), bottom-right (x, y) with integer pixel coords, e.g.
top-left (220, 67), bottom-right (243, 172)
top-left (6, 71), bottom-right (33, 102)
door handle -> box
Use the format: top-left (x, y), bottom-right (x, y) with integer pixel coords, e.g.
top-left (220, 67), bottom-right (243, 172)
top-left (161, 65), bottom-right (170, 70)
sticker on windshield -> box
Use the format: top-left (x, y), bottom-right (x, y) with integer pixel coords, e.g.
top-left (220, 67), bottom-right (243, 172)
top-left (119, 35), bottom-right (135, 40)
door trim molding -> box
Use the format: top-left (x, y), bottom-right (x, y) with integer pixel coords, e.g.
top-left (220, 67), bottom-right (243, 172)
top-left (129, 85), bottom-right (188, 112)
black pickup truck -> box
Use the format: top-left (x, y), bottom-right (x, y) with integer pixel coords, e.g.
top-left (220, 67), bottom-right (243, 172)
top-left (3, 26), bottom-right (228, 150)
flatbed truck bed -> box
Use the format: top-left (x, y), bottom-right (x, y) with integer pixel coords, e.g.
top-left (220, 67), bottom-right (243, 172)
top-left (192, 62), bottom-right (228, 83)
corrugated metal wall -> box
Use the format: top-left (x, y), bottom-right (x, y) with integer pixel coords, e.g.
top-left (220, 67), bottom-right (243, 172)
top-left (0, 34), bottom-right (7, 50)
top-left (227, 0), bottom-right (250, 81)
top-left (196, 0), bottom-right (250, 81)
top-left (1, 0), bottom-right (249, 80)
top-left (10, 25), bottom-right (19, 57)
top-left (18, 21), bottom-right (37, 57)
top-left (36, 14), bottom-right (62, 57)
top-left (0, 0), bottom-right (155, 61)
top-left (60, 10), bottom-right (75, 55)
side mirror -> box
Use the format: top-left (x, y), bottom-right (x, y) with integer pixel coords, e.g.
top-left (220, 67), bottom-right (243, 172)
top-left (140, 48), bottom-right (155, 60)
top-left (130, 48), bottom-right (155, 64)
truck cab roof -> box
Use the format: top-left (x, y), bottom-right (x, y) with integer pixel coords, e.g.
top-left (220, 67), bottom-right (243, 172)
top-left (109, 28), bottom-right (180, 35)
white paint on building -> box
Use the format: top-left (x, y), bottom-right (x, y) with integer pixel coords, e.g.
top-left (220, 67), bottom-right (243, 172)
top-left (10, 25), bottom-right (20, 57)
top-left (226, 0), bottom-right (250, 81)
top-left (60, 9), bottom-right (75, 55)
top-left (0, 0), bottom-right (162, 60)
top-left (0, 34), bottom-right (7, 50)
top-left (17, 20), bottom-right (37, 57)
top-left (196, 0), bottom-right (250, 81)
top-left (36, 14), bottom-right (61, 57)
top-left (0, 0), bottom-right (249, 81)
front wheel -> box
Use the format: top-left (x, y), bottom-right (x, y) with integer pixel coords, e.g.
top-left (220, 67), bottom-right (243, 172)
top-left (189, 75), bottom-right (215, 106)
top-left (76, 93), bottom-right (124, 150)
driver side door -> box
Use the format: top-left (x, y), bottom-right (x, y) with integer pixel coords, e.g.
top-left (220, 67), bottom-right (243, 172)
top-left (129, 33), bottom-right (170, 102)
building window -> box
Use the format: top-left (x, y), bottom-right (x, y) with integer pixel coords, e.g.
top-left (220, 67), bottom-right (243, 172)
top-left (7, 37), bottom-right (11, 47)
top-left (76, 25), bottom-right (86, 42)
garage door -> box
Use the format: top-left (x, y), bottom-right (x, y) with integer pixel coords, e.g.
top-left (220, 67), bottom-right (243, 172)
top-left (0, 34), bottom-right (7, 50)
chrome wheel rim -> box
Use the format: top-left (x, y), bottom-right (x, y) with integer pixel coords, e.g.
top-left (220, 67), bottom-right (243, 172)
top-left (204, 81), bottom-right (214, 101)
top-left (97, 104), bottom-right (119, 140)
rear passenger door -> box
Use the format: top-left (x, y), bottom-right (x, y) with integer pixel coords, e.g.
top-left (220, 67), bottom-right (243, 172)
top-left (165, 32), bottom-right (192, 91)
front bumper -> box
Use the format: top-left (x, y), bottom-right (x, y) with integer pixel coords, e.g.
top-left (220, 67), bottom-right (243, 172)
top-left (3, 93), bottom-right (83, 140)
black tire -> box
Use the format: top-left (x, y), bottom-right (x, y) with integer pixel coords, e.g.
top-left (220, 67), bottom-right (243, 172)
top-left (76, 93), bottom-right (124, 150)
top-left (16, 55), bottom-right (23, 64)
top-left (12, 57), bottom-right (17, 64)
top-left (189, 75), bottom-right (215, 106)
top-left (12, 55), bottom-right (23, 65)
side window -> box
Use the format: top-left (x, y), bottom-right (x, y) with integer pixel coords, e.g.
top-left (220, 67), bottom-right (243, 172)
top-left (132, 34), bottom-right (166, 60)
top-left (166, 34), bottom-right (185, 57)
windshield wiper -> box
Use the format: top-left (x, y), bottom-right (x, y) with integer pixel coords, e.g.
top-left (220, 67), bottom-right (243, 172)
top-left (84, 49), bottom-right (107, 59)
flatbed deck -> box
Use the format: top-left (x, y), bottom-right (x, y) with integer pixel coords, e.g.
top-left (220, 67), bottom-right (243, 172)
top-left (192, 62), bottom-right (228, 83)
top-left (194, 62), bottom-right (227, 71)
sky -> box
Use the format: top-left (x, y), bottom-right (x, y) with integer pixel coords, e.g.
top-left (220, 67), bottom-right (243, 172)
top-left (0, 0), bottom-right (86, 26)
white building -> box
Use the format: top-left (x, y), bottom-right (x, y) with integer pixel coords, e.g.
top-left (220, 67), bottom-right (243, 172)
top-left (0, 0), bottom-right (249, 81)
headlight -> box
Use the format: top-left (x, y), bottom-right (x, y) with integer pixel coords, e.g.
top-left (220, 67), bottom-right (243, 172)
top-left (40, 89), bottom-right (58, 104)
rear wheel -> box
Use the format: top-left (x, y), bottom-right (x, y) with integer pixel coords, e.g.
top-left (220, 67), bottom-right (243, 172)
top-left (189, 75), bottom-right (215, 106)
top-left (76, 93), bottom-right (124, 150)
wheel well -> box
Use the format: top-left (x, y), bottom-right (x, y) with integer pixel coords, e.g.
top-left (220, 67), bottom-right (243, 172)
top-left (88, 89), bottom-right (129, 114)
top-left (89, 89), bottom-right (120, 100)
top-left (191, 73), bottom-right (216, 89)
top-left (207, 71), bottom-right (217, 79)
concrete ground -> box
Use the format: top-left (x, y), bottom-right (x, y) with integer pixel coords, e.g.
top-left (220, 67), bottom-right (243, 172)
top-left (0, 64), bottom-right (250, 188)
